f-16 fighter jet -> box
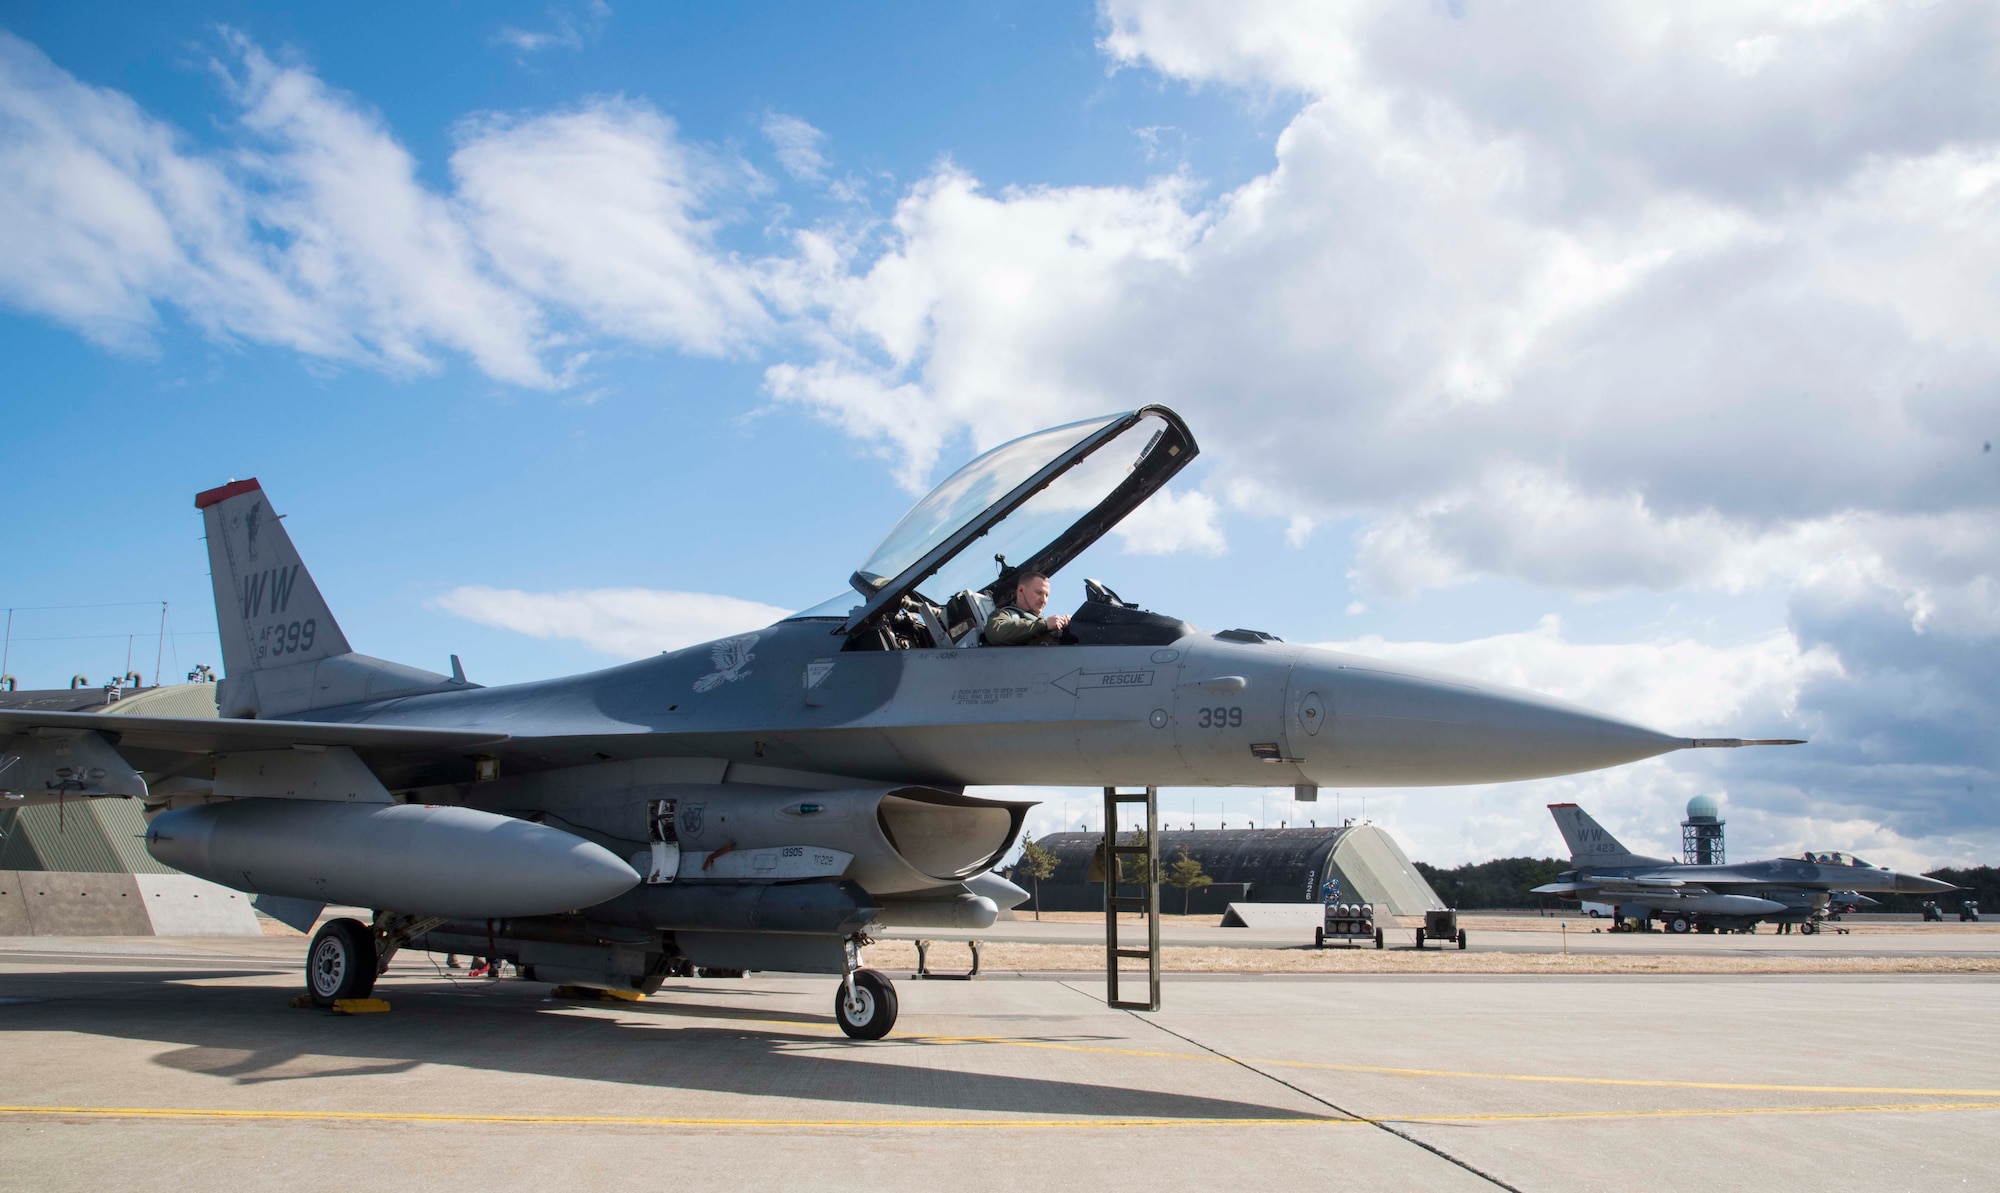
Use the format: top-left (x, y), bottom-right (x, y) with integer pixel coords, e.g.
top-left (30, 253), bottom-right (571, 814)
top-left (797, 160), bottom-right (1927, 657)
top-left (0, 407), bottom-right (1800, 1035)
top-left (1532, 803), bottom-right (1954, 934)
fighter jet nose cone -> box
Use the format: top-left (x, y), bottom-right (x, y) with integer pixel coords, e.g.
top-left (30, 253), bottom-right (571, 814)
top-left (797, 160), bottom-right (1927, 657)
top-left (1295, 650), bottom-right (1686, 785)
top-left (1899, 872), bottom-right (1958, 894)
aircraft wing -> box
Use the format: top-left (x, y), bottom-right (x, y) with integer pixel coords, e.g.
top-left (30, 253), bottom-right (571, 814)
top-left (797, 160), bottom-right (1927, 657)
top-left (0, 708), bottom-right (507, 753)
top-left (1530, 881), bottom-right (1596, 895)
top-left (0, 708), bottom-right (509, 800)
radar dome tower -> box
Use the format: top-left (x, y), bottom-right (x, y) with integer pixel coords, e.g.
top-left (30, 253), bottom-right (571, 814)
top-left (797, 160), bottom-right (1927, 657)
top-left (1682, 795), bottom-right (1725, 865)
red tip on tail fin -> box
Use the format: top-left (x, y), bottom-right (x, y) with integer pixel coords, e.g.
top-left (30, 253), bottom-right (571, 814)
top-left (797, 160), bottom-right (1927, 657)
top-left (195, 478), bottom-right (262, 509)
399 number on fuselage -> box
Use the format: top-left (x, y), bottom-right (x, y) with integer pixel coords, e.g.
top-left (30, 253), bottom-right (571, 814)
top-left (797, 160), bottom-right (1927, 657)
top-left (1196, 706), bottom-right (1243, 728)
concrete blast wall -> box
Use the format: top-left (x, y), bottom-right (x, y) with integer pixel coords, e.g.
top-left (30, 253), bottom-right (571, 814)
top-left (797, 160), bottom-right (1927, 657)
top-left (0, 871), bottom-right (260, 936)
top-left (1326, 825), bottom-right (1445, 917)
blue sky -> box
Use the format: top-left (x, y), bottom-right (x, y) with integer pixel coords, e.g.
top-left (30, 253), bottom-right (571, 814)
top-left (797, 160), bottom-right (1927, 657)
top-left (3, 2), bottom-right (1995, 867)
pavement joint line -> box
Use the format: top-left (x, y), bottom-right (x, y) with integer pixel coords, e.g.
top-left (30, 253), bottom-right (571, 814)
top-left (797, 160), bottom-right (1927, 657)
top-left (1058, 980), bottom-right (1526, 1193)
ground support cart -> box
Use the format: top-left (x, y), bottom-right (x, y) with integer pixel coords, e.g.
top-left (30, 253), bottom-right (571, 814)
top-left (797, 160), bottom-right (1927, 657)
top-left (1414, 908), bottom-right (1468, 950)
top-left (1316, 902), bottom-right (1383, 949)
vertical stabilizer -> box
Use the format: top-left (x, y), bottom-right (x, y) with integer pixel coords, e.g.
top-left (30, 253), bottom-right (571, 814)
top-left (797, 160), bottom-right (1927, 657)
top-left (198, 479), bottom-right (352, 682)
top-left (1548, 803), bottom-right (1647, 866)
top-left (196, 479), bottom-right (456, 718)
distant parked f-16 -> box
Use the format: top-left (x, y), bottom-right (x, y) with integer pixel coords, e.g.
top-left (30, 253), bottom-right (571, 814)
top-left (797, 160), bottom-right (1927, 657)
top-left (0, 407), bottom-right (1803, 1035)
top-left (1533, 803), bottom-right (1953, 933)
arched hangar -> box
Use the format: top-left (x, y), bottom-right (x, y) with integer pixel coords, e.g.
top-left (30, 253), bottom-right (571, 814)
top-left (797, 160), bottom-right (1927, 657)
top-left (1015, 824), bottom-right (1445, 916)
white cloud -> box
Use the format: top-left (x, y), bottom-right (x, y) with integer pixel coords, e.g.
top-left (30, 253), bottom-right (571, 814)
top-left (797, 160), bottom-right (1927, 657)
top-left (762, 167), bottom-right (1208, 480)
top-left (0, 34), bottom-right (317, 353)
top-left (1113, 486), bottom-right (1226, 556)
top-left (1315, 615), bottom-right (1839, 737)
top-left (496, 26), bottom-right (582, 55)
top-left (453, 102), bottom-right (769, 356)
top-left (431, 586), bottom-right (792, 657)
top-left (0, 29), bottom-right (768, 386)
top-left (746, 2), bottom-right (2000, 618)
top-left (494, 2), bottom-right (611, 55)
top-left (762, 112), bottom-right (828, 182)
top-left (220, 34), bottom-right (556, 386)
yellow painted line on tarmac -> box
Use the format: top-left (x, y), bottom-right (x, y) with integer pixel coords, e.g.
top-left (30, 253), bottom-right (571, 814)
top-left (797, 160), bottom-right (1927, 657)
top-left (0, 1105), bottom-right (1342, 1131)
top-left (570, 1008), bottom-right (2000, 1102)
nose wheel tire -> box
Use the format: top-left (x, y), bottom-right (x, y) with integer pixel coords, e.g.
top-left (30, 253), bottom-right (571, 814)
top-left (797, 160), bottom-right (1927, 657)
top-left (834, 968), bottom-right (898, 1040)
top-left (307, 918), bottom-right (378, 1007)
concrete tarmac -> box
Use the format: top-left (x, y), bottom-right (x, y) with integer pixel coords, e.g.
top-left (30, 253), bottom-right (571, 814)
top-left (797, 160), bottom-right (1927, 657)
top-left (2, 937), bottom-right (1996, 1192)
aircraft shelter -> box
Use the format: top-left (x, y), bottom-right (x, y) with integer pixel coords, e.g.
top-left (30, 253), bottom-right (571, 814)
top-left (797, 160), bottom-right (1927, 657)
top-left (1015, 823), bottom-right (1446, 916)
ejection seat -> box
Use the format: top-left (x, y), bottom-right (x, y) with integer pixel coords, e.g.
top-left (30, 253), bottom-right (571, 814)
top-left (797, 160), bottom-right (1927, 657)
top-left (946, 590), bottom-right (996, 646)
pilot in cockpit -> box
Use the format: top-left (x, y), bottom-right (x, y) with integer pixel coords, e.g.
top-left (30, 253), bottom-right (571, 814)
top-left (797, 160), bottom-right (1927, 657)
top-left (983, 572), bottom-right (1071, 646)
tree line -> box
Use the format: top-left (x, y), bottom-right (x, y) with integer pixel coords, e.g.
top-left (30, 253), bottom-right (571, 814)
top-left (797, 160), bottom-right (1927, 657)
top-left (1411, 857), bottom-right (1572, 911)
top-left (1010, 837), bottom-right (1994, 916)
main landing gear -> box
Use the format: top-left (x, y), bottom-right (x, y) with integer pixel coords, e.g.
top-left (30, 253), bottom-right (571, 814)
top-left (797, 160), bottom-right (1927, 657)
top-left (307, 918), bottom-right (378, 1006)
top-left (305, 913), bottom-right (444, 1007)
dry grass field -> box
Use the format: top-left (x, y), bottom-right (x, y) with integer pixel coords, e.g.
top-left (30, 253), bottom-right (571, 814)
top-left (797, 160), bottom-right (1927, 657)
top-left (861, 938), bottom-right (2000, 976)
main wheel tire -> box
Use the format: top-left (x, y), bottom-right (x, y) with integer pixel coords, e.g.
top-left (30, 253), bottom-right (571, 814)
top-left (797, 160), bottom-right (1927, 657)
top-left (1414, 927), bottom-right (1425, 949)
top-left (1457, 929), bottom-right (1467, 950)
top-left (1801, 921), bottom-right (1819, 935)
top-left (1314, 927), bottom-right (1325, 949)
top-left (834, 968), bottom-right (898, 1040)
top-left (307, 918), bottom-right (378, 1007)
top-left (1374, 927), bottom-right (1384, 949)
top-left (1668, 916), bottom-right (1691, 934)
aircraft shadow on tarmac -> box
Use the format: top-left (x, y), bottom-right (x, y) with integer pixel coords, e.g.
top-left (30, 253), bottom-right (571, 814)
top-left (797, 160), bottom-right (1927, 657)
top-left (0, 972), bottom-right (1324, 1123)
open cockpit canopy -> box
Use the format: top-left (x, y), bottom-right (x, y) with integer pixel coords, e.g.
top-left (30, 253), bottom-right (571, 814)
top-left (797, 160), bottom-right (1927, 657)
top-left (828, 406), bottom-right (1197, 635)
top-left (1795, 851), bottom-right (1876, 868)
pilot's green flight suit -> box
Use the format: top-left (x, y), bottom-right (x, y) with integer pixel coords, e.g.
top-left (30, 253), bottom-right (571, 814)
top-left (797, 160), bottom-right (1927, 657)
top-left (983, 605), bottom-right (1060, 646)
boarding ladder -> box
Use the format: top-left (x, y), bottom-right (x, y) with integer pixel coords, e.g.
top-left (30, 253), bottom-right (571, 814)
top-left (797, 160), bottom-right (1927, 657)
top-left (1101, 785), bottom-right (1161, 1011)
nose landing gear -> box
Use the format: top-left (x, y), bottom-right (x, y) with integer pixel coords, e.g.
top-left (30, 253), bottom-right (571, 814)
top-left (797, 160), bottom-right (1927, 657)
top-left (835, 969), bottom-right (898, 1039)
top-left (835, 936), bottom-right (898, 1039)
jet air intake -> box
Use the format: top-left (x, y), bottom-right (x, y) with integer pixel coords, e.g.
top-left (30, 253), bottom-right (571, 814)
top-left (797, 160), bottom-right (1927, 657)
top-left (617, 783), bottom-right (1032, 897)
top-left (145, 799), bottom-right (639, 918)
top-left (877, 789), bottom-right (1017, 881)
